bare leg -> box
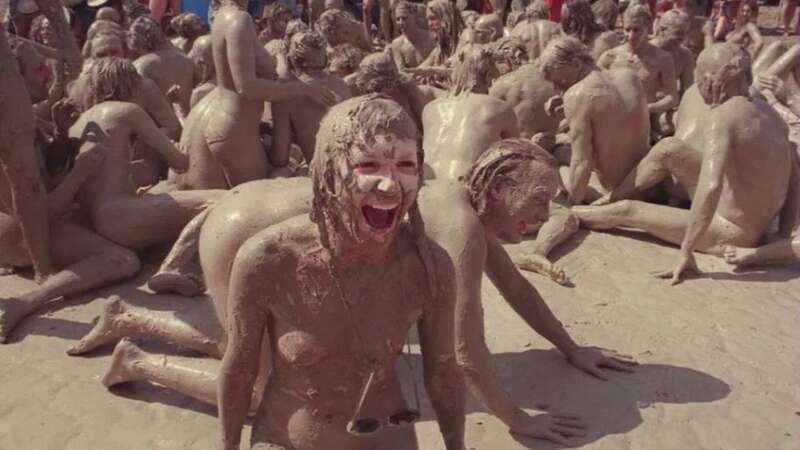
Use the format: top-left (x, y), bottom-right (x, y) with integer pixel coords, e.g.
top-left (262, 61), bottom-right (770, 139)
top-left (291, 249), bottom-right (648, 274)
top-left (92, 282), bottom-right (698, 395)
top-left (68, 296), bottom-right (222, 357)
top-left (148, 208), bottom-right (209, 296)
top-left (594, 137), bottom-right (701, 205)
top-left (723, 237), bottom-right (800, 266)
top-left (781, 0), bottom-right (798, 35)
top-left (513, 203), bottom-right (578, 285)
top-left (0, 222), bottom-right (140, 343)
top-left (103, 338), bottom-right (261, 409)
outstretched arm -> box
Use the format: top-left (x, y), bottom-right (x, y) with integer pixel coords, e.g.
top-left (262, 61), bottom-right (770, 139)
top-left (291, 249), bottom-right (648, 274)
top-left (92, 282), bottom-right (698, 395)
top-left (219, 239), bottom-right (270, 450)
top-left (564, 95), bottom-right (594, 205)
top-left (667, 114), bottom-right (732, 284)
top-left (419, 243), bottom-right (465, 450)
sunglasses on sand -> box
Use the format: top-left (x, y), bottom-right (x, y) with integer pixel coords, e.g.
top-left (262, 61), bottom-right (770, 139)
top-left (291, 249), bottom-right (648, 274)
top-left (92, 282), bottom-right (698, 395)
top-left (346, 342), bottom-right (422, 436)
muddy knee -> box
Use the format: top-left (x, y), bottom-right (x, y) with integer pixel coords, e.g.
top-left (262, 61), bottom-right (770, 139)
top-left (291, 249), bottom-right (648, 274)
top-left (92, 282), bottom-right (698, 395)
top-left (100, 248), bottom-right (142, 279)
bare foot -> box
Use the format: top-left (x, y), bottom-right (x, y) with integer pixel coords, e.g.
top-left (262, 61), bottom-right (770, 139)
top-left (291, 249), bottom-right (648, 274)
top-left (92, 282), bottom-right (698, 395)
top-left (102, 338), bottom-right (146, 387)
top-left (0, 298), bottom-right (34, 343)
top-left (67, 296), bottom-right (133, 355)
top-left (147, 271), bottom-right (205, 296)
top-left (723, 245), bottom-right (758, 267)
top-left (516, 254), bottom-right (571, 286)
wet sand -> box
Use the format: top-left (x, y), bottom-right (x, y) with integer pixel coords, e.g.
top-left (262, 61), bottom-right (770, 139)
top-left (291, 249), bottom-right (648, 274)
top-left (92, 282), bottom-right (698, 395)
top-left (1, 229), bottom-right (798, 449)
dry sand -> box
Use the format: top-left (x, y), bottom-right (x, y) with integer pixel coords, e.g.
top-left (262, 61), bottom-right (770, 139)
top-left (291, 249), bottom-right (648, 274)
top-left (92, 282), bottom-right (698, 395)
top-left (1, 228), bottom-right (798, 450)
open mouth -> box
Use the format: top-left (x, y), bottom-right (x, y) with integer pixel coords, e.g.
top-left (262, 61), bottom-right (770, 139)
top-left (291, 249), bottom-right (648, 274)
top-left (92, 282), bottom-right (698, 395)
top-left (362, 205), bottom-right (400, 230)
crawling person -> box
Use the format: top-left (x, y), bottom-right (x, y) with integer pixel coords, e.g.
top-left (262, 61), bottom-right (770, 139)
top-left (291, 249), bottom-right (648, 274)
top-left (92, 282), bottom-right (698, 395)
top-left (77, 121), bottom-right (636, 450)
top-left (74, 95), bottom-right (469, 450)
top-left (575, 43), bottom-right (799, 284)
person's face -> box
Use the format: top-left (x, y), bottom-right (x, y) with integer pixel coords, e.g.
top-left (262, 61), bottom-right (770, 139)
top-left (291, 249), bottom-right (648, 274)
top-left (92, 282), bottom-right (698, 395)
top-left (658, 21), bottom-right (686, 47)
top-left (740, 4), bottom-right (753, 21)
top-left (21, 48), bottom-right (51, 102)
top-left (486, 161), bottom-right (559, 244)
top-left (39, 19), bottom-right (58, 46)
top-left (473, 23), bottom-right (493, 44)
top-left (395, 9), bottom-right (411, 33)
top-left (624, 18), bottom-right (649, 50)
top-left (92, 35), bottom-right (125, 58)
top-left (427, 8), bottom-right (442, 32)
top-left (345, 135), bottom-right (420, 244)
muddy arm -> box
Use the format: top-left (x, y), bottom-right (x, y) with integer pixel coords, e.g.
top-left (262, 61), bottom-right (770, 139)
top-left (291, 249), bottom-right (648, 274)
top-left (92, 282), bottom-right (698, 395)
top-left (778, 152), bottom-right (799, 237)
top-left (745, 23), bottom-right (764, 57)
top-left (763, 44), bottom-right (800, 80)
top-left (679, 119), bottom-right (730, 254)
top-left (33, 0), bottom-right (82, 80)
top-left (219, 239), bottom-right (270, 450)
top-left (500, 104), bottom-right (520, 139)
top-left (268, 101), bottom-right (291, 168)
top-left (564, 94), bottom-right (594, 205)
top-left (128, 104), bottom-right (188, 172)
top-left (419, 242), bottom-right (466, 450)
top-left (649, 54), bottom-right (679, 114)
top-left (484, 237), bottom-right (579, 357)
top-left (47, 142), bottom-right (103, 218)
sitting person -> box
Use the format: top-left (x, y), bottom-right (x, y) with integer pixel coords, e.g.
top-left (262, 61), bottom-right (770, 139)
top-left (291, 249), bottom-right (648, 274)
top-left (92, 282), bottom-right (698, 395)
top-left (539, 37), bottom-right (650, 205)
top-left (270, 31), bottom-right (352, 170)
top-left (575, 43), bottom-right (799, 284)
top-left (598, 5), bottom-right (679, 140)
top-left (389, 1), bottom-right (435, 71)
top-left (722, 0), bottom-right (763, 58)
top-left (0, 47), bottom-right (141, 343)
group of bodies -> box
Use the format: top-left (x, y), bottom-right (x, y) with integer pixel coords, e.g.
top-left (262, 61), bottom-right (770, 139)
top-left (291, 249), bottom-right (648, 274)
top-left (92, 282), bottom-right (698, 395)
top-left (1, 0), bottom-right (800, 448)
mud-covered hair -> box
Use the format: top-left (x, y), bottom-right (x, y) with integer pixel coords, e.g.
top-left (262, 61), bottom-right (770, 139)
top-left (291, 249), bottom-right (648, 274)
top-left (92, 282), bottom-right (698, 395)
top-left (310, 94), bottom-right (438, 295)
top-left (623, 3), bottom-right (652, 26)
top-left (86, 57), bottom-right (141, 106)
top-left (327, 43), bottom-right (365, 75)
top-left (83, 20), bottom-right (126, 58)
top-left (318, 9), bottom-right (356, 45)
top-left (562, 0), bottom-right (605, 44)
top-left (354, 51), bottom-right (401, 94)
top-left (170, 12), bottom-right (204, 38)
top-left (539, 36), bottom-right (594, 76)
top-left (287, 30), bottom-right (327, 71)
top-left (525, 0), bottom-right (550, 20)
top-left (492, 35), bottom-right (529, 69)
top-left (656, 8), bottom-right (690, 35)
top-left (450, 45), bottom-right (495, 95)
top-left (695, 43), bottom-right (752, 107)
top-left (127, 16), bottom-right (167, 55)
top-left (467, 138), bottom-right (558, 217)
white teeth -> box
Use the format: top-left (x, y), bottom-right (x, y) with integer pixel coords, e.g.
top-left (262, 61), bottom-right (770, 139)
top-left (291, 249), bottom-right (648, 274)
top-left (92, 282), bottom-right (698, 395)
top-left (370, 204), bottom-right (399, 211)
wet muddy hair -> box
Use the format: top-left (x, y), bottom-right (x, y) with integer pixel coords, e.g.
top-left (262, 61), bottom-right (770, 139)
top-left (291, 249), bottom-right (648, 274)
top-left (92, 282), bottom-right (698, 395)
top-left (656, 9), bottom-right (690, 35)
top-left (327, 43), bottom-right (365, 76)
top-left (170, 12), bottom-right (204, 38)
top-left (525, 0), bottom-right (550, 20)
top-left (466, 139), bottom-right (557, 217)
top-left (310, 94), bottom-right (438, 295)
top-left (83, 20), bottom-right (125, 58)
top-left (127, 16), bottom-right (167, 55)
top-left (539, 36), bottom-right (594, 76)
top-left (86, 57), bottom-right (141, 106)
top-left (288, 31), bottom-right (327, 71)
top-left (427, 0), bottom-right (464, 62)
top-left (450, 46), bottom-right (495, 95)
top-left (354, 51), bottom-right (401, 94)
top-left (562, 0), bottom-right (605, 44)
top-left (492, 35), bottom-right (529, 69)
top-left (623, 4), bottom-right (652, 26)
top-left (318, 9), bottom-right (356, 45)
top-left (695, 43), bottom-right (752, 107)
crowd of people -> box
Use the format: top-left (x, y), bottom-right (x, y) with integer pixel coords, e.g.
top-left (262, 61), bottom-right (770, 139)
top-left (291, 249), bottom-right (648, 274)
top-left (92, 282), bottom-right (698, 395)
top-left (1, 0), bottom-right (799, 448)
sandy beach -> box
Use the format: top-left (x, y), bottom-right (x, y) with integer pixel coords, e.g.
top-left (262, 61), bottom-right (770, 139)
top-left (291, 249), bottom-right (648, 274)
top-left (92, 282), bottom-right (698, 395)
top-left (1, 228), bottom-right (798, 450)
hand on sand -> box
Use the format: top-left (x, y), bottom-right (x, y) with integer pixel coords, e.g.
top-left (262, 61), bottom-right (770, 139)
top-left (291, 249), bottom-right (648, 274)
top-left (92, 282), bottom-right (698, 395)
top-left (509, 410), bottom-right (587, 446)
top-left (516, 254), bottom-right (571, 286)
top-left (653, 252), bottom-right (699, 285)
top-left (566, 346), bottom-right (637, 380)
top-left (590, 194), bottom-right (613, 206)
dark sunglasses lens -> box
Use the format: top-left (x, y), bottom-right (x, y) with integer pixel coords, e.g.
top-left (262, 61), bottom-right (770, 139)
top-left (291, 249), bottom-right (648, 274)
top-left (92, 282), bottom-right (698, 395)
top-left (348, 418), bottom-right (381, 435)
top-left (388, 409), bottom-right (421, 426)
